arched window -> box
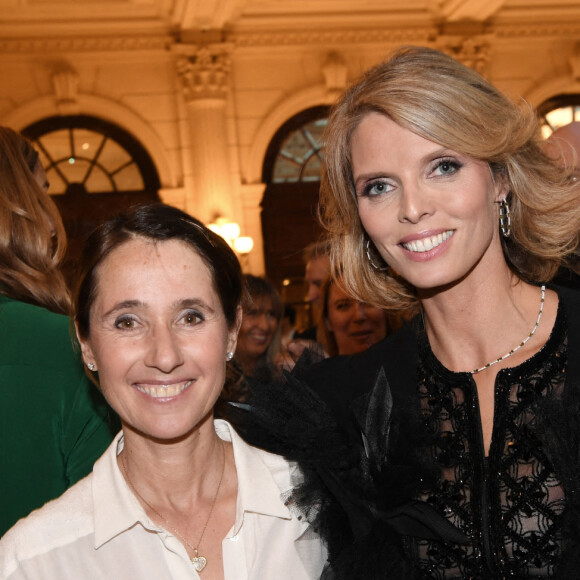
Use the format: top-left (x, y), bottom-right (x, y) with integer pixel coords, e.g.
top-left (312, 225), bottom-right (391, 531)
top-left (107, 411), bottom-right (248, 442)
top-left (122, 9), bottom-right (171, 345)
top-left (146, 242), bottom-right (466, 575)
top-left (270, 116), bottom-right (327, 183)
top-left (23, 116), bottom-right (161, 278)
top-left (261, 106), bottom-right (329, 315)
top-left (538, 95), bottom-right (580, 138)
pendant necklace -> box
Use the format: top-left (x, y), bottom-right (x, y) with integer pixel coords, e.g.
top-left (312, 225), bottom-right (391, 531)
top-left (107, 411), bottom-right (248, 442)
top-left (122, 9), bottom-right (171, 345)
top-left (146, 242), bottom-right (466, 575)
top-left (121, 442), bottom-right (226, 573)
top-left (470, 284), bottom-right (546, 374)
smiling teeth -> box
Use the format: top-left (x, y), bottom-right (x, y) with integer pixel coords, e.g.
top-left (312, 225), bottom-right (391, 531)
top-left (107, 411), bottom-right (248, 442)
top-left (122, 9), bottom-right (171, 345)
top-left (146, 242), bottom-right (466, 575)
top-left (403, 230), bottom-right (454, 253)
top-left (136, 380), bottom-right (192, 399)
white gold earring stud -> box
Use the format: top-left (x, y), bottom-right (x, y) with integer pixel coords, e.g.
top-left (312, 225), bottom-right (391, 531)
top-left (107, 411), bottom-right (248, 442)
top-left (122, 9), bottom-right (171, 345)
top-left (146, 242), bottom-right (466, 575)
top-left (226, 352), bottom-right (234, 361)
top-left (87, 363), bottom-right (96, 371)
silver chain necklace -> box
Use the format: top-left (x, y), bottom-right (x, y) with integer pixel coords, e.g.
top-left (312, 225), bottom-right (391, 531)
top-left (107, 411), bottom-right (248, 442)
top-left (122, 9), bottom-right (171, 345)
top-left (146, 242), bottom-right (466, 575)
top-left (121, 444), bottom-right (226, 573)
top-left (470, 284), bottom-right (546, 374)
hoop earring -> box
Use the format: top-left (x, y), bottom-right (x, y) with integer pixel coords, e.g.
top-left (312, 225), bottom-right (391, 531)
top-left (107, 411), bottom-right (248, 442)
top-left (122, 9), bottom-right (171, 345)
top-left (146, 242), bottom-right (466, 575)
top-left (365, 240), bottom-right (388, 272)
top-left (499, 198), bottom-right (511, 238)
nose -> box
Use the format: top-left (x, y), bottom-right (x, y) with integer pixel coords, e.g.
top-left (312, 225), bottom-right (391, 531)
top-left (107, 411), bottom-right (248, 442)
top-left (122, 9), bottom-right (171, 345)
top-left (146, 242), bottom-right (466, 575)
top-left (398, 180), bottom-right (434, 224)
top-left (144, 324), bottom-right (184, 373)
top-left (353, 302), bottom-right (368, 322)
top-left (306, 284), bottom-right (320, 306)
top-left (248, 312), bottom-right (269, 331)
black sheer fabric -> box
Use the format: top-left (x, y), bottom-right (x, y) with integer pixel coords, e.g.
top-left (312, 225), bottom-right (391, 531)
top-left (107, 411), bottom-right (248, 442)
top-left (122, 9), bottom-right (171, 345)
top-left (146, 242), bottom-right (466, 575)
top-left (226, 286), bottom-right (580, 580)
top-left (409, 306), bottom-right (567, 578)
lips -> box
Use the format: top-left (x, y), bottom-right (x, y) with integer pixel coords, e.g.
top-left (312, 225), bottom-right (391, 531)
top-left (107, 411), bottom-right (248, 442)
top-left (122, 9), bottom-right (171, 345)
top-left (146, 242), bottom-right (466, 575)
top-left (248, 332), bottom-right (269, 344)
top-left (401, 230), bottom-right (454, 253)
top-left (135, 380), bottom-right (192, 399)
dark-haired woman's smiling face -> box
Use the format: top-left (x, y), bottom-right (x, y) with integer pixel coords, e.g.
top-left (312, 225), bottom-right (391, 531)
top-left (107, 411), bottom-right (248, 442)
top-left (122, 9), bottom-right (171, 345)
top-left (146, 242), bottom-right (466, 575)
top-left (78, 237), bottom-right (238, 442)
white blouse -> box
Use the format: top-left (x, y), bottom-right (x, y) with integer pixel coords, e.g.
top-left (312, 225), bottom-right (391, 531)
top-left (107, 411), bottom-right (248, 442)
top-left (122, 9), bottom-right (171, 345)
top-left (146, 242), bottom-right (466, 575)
top-left (0, 420), bottom-right (326, 579)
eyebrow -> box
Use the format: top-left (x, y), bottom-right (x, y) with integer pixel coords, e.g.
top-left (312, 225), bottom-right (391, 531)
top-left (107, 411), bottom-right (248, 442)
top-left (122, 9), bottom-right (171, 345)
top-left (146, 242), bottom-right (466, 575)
top-left (102, 298), bottom-right (215, 318)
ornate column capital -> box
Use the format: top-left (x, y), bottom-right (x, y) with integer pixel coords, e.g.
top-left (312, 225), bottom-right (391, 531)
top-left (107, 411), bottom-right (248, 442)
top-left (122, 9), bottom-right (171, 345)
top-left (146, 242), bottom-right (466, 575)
top-left (176, 45), bottom-right (232, 102)
top-left (436, 35), bottom-right (493, 75)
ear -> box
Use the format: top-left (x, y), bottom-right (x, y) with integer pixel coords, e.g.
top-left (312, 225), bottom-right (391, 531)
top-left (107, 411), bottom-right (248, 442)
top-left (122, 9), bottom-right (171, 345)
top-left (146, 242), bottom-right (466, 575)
top-left (226, 305), bottom-right (243, 355)
top-left (74, 321), bottom-right (97, 371)
top-left (492, 171), bottom-right (510, 203)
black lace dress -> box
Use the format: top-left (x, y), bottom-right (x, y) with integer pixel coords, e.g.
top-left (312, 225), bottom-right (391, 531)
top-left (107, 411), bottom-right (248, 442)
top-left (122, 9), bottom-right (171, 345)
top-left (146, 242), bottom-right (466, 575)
top-left (409, 306), bottom-right (567, 578)
top-left (227, 286), bottom-right (580, 580)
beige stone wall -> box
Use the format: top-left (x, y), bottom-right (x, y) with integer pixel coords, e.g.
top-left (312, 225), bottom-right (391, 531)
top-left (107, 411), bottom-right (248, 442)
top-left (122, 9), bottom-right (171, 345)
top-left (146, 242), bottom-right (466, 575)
top-left (1, 0), bottom-right (580, 275)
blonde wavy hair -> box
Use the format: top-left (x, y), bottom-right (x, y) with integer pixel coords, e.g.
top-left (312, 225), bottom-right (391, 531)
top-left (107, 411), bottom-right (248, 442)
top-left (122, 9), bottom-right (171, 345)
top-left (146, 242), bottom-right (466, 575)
top-left (319, 46), bottom-right (580, 311)
top-left (0, 127), bottom-right (70, 314)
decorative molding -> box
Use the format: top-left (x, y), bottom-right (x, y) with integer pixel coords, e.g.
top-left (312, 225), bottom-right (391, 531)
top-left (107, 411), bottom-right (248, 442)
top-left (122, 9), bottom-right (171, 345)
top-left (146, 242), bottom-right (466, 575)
top-left (570, 45), bottom-right (580, 81)
top-left (229, 28), bottom-right (436, 48)
top-left (0, 24), bottom-right (576, 57)
top-left (52, 68), bottom-right (80, 115)
top-left (177, 46), bottom-right (231, 102)
top-left (494, 23), bottom-right (580, 39)
top-left (322, 52), bottom-right (347, 98)
top-left (434, 0), bottom-right (507, 23)
top-left (0, 36), bottom-right (171, 54)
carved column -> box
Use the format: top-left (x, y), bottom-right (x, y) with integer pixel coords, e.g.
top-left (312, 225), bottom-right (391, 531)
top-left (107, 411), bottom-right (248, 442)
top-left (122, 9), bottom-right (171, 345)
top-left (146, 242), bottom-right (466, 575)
top-left (177, 45), bottom-right (233, 223)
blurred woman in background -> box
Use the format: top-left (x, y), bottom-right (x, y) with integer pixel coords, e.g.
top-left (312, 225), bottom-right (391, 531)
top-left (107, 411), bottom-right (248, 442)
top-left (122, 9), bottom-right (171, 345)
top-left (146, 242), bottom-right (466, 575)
top-left (234, 275), bottom-right (283, 382)
top-left (0, 126), bottom-right (115, 537)
top-left (318, 276), bottom-right (405, 357)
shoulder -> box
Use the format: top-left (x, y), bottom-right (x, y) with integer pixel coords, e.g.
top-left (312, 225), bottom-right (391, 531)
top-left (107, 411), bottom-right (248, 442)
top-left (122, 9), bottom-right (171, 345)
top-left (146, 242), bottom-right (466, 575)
top-left (0, 475), bottom-right (94, 572)
top-left (0, 296), bottom-right (65, 327)
top-left (304, 319), bottom-right (419, 410)
top-left (0, 297), bottom-right (80, 368)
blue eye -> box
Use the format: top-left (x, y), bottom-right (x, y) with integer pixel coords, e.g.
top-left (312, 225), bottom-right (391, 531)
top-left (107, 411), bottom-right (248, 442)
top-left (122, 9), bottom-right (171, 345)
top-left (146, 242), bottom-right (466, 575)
top-left (360, 180), bottom-right (394, 197)
top-left (433, 159), bottom-right (461, 176)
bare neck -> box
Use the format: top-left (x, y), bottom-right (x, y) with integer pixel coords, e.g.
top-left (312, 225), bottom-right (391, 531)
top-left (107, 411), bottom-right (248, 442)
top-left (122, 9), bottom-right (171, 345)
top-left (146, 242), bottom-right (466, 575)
top-left (119, 414), bottom-right (226, 502)
top-left (418, 268), bottom-right (548, 373)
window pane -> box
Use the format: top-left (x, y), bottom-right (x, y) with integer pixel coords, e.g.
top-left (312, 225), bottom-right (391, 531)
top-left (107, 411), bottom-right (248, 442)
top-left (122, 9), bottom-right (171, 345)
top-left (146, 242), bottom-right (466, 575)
top-left (38, 130), bottom-right (71, 163)
top-left (85, 166), bottom-right (114, 193)
top-left (72, 129), bottom-right (104, 160)
top-left (114, 163), bottom-right (144, 191)
top-left (57, 158), bottom-right (91, 184)
top-left (302, 154), bottom-right (323, 181)
top-left (45, 167), bottom-right (67, 195)
top-left (272, 118), bottom-right (327, 183)
top-left (545, 107), bottom-right (573, 130)
top-left (272, 157), bottom-right (301, 182)
top-left (98, 139), bottom-right (132, 173)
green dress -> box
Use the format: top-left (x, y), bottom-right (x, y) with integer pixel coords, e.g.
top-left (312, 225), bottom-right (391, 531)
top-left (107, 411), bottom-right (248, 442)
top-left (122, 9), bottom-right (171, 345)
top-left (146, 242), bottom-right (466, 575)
top-left (0, 295), bottom-right (117, 537)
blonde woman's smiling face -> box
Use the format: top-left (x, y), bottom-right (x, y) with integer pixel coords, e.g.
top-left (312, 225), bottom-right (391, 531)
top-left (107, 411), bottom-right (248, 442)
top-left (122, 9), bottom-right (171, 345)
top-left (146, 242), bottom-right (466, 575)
top-left (78, 237), bottom-right (238, 442)
top-left (351, 113), bottom-right (507, 291)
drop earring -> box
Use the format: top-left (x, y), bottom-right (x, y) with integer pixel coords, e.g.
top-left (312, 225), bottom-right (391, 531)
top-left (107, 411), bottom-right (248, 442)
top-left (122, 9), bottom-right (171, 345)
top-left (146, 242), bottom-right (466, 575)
top-left (365, 239), bottom-right (388, 272)
top-left (499, 198), bottom-right (511, 238)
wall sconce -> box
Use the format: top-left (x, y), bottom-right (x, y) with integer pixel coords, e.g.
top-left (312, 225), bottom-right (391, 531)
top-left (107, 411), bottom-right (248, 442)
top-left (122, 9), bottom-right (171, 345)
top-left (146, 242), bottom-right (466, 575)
top-left (207, 216), bottom-right (254, 266)
top-left (233, 236), bottom-right (254, 255)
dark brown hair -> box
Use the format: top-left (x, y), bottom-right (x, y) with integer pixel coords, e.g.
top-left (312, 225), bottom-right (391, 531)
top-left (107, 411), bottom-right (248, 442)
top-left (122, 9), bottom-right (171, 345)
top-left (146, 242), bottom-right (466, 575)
top-left (74, 203), bottom-right (243, 341)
